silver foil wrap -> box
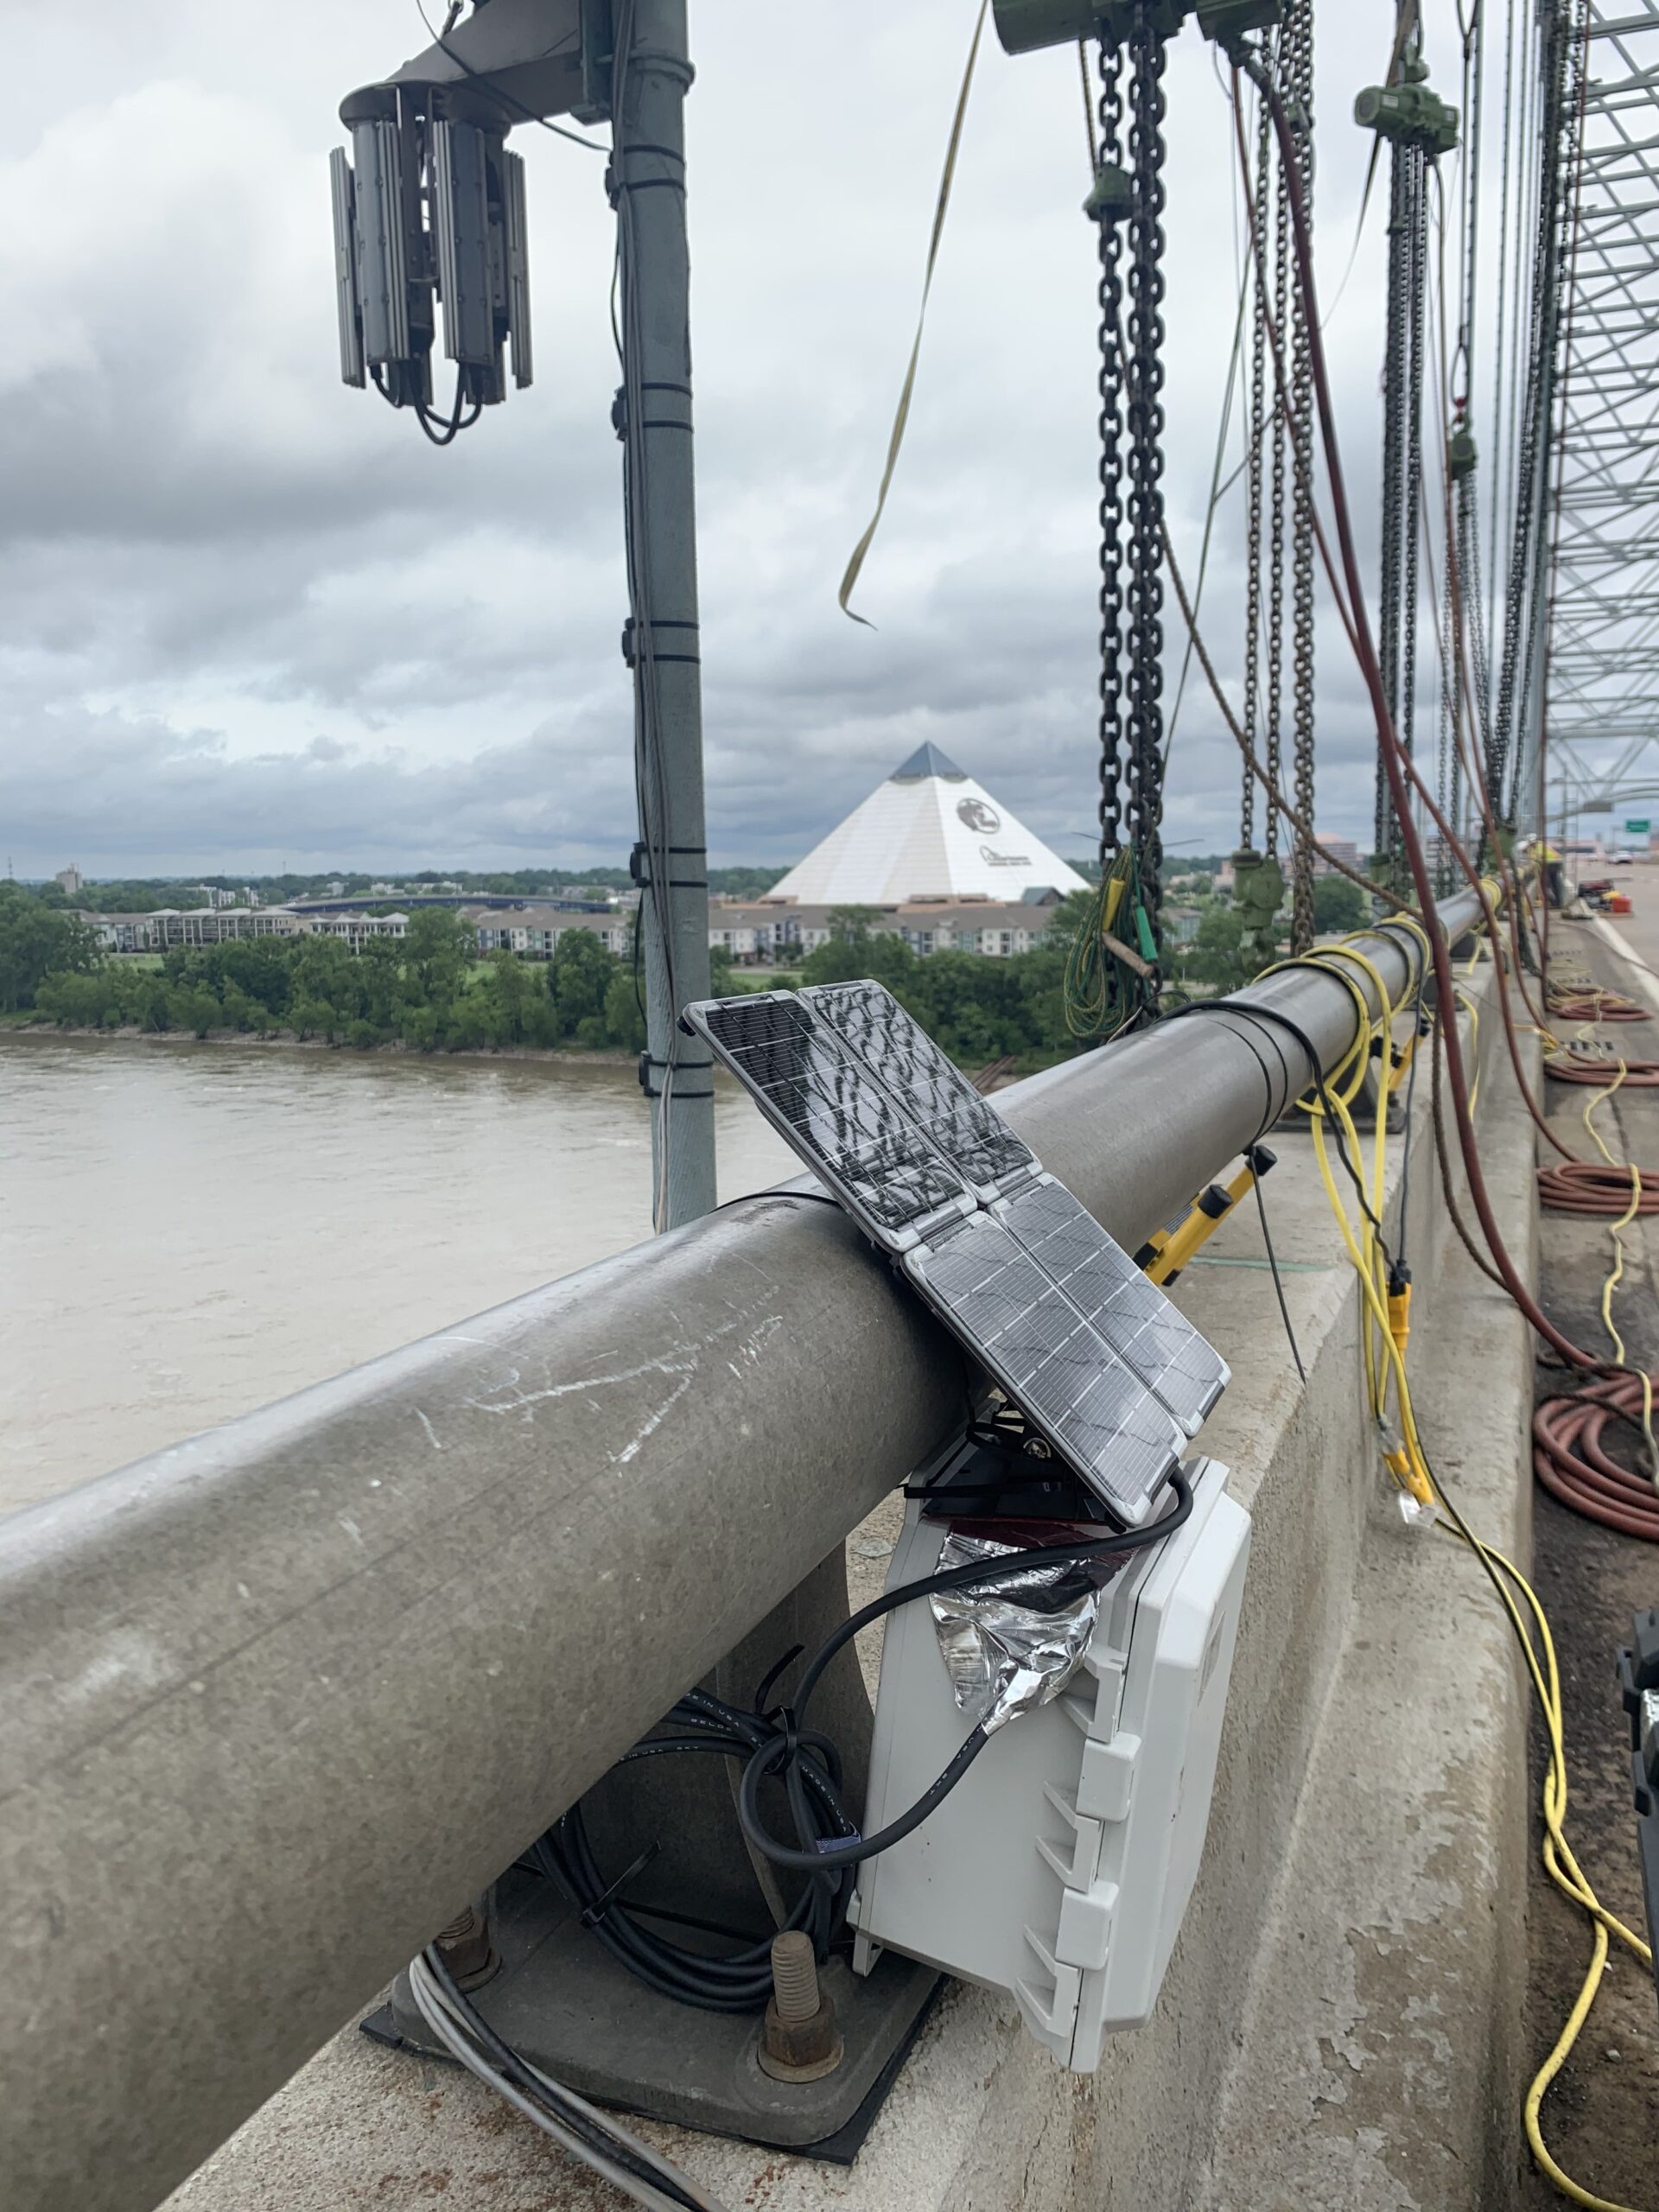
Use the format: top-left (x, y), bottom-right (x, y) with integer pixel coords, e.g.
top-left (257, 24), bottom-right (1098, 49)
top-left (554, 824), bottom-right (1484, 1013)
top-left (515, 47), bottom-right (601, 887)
top-left (929, 1533), bottom-right (1103, 1736)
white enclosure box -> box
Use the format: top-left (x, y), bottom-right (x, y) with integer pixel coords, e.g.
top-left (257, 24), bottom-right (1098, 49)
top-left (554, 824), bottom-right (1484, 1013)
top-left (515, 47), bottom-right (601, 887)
top-left (850, 1458), bottom-right (1250, 2070)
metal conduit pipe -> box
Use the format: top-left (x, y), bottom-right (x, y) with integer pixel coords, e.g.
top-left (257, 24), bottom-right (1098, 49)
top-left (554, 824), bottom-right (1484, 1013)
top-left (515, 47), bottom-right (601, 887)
top-left (0, 891), bottom-right (1483, 2212)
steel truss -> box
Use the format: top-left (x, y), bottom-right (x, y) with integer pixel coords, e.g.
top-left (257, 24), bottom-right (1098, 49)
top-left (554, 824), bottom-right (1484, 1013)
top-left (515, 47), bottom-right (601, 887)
top-left (1548, 3), bottom-right (1659, 801)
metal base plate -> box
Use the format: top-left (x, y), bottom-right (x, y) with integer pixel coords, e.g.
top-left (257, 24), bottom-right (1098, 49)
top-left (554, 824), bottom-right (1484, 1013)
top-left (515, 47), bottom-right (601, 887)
top-left (363, 1866), bottom-right (941, 2159)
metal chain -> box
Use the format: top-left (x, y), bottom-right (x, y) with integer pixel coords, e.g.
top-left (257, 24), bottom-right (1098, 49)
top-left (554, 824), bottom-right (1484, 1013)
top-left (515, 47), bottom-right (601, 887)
top-left (1266, 70), bottom-right (1289, 869)
top-left (1240, 87), bottom-right (1271, 855)
top-left (1125, 5), bottom-right (1169, 970)
top-left (1096, 43), bottom-right (1128, 867)
top-left (1288, 0), bottom-right (1317, 951)
top-left (1377, 146), bottom-right (1409, 868)
top-left (1402, 142), bottom-right (1427, 798)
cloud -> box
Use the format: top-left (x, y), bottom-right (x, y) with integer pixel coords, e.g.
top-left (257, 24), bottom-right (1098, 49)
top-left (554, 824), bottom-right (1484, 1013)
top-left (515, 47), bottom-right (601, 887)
top-left (0, 4), bottom-right (1502, 876)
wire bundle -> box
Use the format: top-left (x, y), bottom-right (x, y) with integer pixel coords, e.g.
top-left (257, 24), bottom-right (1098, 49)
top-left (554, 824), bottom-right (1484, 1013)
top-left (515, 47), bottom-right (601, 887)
top-left (407, 1948), bottom-right (732, 2212)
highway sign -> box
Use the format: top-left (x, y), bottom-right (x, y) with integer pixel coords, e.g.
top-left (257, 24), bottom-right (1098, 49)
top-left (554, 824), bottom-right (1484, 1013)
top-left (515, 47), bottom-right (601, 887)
top-left (1625, 818), bottom-right (1650, 835)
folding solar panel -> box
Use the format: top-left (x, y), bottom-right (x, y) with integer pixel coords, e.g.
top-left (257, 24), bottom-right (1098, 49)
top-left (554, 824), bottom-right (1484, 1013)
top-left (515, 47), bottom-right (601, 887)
top-left (799, 979), bottom-right (1230, 1436)
top-left (683, 983), bottom-right (1217, 1526)
top-left (684, 992), bottom-right (976, 1248)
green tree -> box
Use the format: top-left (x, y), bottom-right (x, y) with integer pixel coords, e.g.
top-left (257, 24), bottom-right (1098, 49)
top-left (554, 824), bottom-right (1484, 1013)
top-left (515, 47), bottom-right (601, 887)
top-left (827, 905), bottom-right (884, 940)
top-left (404, 910), bottom-right (472, 1007)
top-left (0, 887), bottom-right (99, 1011)
top-left (1312, 874), bottom-right (1368, 935)
top-left (602, 970), bottom-right (647, 1053)
top-left (480, 948), bottom-right (534, 1046)
top-left (1177, 906), bottom-right (1260, 996)
top-left (800, 924), bottom-right (915, 989)
top-left (549, 929), bottom-right (616, 1038)
top-left (359, 933), bottom-right (403, 1027)
top-left (35, 971), bottom-right (118, 1027)
top-left (289, 995), bottom-right (334, 1042)
top-left (167, 984), bottom-right (222, 1039)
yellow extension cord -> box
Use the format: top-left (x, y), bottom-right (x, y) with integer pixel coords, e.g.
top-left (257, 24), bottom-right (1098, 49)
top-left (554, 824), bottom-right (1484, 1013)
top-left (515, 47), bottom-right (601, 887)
top-left (1279, 925), bottom-right (1654, 2211)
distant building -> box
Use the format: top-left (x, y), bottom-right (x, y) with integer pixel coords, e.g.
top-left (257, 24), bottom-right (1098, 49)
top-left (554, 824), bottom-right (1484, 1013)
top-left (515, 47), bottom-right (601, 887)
top-left (1312, 834), bottom-right (1362, 878)
top-left (706, 895), bottom-right (1061, 964)
top-left (296, 911), bottom-right (409, 950)
top-left (92, 906), bottom-right (306, 951)
top-left (766, 745), bottom-right (1088, 907)
top-left (54, 865), bottom-right (83, 896)
top-left (464, 906), bottom-right (632, 959)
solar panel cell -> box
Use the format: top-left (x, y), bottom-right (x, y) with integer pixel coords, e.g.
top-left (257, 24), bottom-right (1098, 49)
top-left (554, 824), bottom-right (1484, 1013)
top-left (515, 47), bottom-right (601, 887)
top-left (803, 980), bottom-right (1035, 1197)
top-left (688, 994), bottom-right (974, 1242)
top-left (903, 1213), bottom-right (1182, 1521)
top-left (997, 1178), bottom-right (1230, 1435)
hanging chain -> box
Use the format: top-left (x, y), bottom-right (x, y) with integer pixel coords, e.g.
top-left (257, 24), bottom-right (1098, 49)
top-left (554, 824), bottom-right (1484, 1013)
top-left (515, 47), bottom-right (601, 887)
top-left (1287, 0), bottom-right (1317, 951)
top-left (1240, 86), bottom-right (1271, 855)
top-left (1377, 146), bottom-right (1409, 870)
top-left (1124, 3), bottom-right (1169, 973)
top-left (1096, 44), bottom-right (1128, 868)
top-left (1266, 68), bottom-right (1290, 872)
top-left (1402, 142), bottom-right (1427, 797)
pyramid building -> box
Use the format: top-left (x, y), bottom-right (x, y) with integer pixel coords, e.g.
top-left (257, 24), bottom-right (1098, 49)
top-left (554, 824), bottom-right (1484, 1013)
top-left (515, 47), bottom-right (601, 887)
top-left (767, 745), bottom-right (1089, 907)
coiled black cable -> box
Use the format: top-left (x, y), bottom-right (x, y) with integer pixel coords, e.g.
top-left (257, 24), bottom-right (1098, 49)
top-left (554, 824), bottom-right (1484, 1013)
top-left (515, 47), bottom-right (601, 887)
top-left (534, 1465), bottom-right (1194, 2010)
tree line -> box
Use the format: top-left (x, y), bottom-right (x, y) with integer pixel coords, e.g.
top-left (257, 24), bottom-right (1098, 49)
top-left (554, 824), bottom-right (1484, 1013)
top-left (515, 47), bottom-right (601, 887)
top-left (3, 874), bottom-right (1371, 1067)
top-left (7, 894), bottom-right (661, 1054)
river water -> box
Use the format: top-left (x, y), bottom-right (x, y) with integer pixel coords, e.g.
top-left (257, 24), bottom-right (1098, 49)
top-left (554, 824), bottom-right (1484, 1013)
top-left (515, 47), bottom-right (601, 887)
top-left (0, 1035), bottom-right (797, 1519)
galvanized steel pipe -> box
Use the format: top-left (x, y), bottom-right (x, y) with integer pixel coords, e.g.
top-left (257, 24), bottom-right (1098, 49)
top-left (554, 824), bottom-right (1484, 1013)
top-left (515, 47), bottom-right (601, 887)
top-left (0, 893), bottom-right (1482, 2212)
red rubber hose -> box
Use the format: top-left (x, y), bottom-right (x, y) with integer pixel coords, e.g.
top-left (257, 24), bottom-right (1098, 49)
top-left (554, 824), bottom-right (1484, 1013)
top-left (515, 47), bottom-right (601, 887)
top-left (1535, 1378), bottom-right (1659, 1541)
top-left (1536, 1161), bottom-right (1659, 1216)
top-left (1543, 1054), bottom-right (1659, 1087)
top-left (1548, 989), bottom-right (1650, 1023)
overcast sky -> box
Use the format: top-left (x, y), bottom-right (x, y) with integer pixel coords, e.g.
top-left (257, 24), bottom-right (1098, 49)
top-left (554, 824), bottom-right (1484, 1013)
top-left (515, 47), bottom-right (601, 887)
top-left (1, 2), bottom-right (1520, 878)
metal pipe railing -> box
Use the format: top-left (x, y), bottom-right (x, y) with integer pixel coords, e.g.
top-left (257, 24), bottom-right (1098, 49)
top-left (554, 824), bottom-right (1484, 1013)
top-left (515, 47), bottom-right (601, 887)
top-left (0, 893), bottom-right (1483, 2212)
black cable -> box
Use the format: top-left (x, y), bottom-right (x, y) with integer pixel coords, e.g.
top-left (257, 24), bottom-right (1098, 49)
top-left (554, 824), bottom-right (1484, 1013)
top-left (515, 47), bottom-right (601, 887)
top-left (411, 0), bottom-right (608, 152)
top-left (714, 1188), bottom-right (843, 1214)
top-left (1252, 1165), bottom-right (1306, 1384)
top-left (733, 1467), bottom-right (1194, 1874)
top-left (535, 1463), bottom-right (1195, 2006)
top-left (416, 366), bottom-right (479, 447)
top-left (1394, 982), bottom-right (1428, 1269)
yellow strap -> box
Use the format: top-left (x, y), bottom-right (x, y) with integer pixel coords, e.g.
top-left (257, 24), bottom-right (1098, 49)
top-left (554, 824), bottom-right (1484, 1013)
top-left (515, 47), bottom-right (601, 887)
top-left (837, 3), bottom-right (988, 626)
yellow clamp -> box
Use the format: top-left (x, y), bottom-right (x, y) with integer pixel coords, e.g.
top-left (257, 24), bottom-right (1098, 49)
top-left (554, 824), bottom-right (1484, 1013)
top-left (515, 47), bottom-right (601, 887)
top-left (1138, 1145), bottom-right (1275, 1287)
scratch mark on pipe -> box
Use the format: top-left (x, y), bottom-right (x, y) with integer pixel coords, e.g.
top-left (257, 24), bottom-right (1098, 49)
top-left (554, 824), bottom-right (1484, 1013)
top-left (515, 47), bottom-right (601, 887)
top-left (414, 1410), bottom-right (444, 1452)
top-left (463, 1313), bottom-right (784, 1420)
top-left (612, 1374), bottom-right (694, 1465)
top-left (56, 1634), bottom-right (172, 1706)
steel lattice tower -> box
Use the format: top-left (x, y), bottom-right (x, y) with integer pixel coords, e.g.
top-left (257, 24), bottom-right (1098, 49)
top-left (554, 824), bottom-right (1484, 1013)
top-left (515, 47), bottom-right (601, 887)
top-left (1548, 3), bottom-right (1659, 815)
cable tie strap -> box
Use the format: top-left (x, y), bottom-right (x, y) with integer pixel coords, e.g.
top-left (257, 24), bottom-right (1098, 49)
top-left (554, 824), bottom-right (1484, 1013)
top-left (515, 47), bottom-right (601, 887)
top-left (577, 1837), bottom-right (663, 1929)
